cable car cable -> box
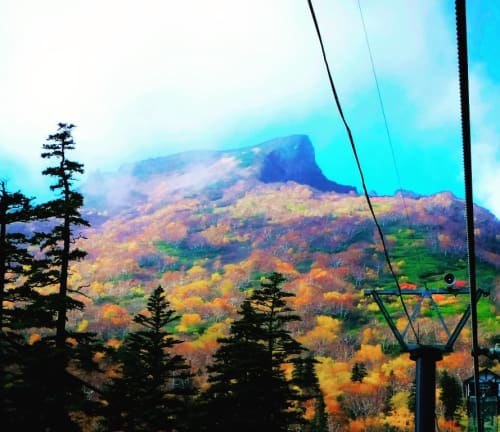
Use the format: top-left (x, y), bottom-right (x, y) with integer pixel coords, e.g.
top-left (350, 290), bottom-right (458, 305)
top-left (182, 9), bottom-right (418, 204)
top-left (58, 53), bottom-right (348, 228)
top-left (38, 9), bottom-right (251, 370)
top-left (356, 0), bottom-right (427, 284)
top-left (306, 0), bottom-right (419, 342)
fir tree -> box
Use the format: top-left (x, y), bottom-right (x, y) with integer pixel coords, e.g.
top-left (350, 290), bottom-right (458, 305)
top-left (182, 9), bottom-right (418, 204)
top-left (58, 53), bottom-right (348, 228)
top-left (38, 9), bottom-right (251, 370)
top-left (21, 123), bottom-right (98, 431)
top-left (407, 379), bottom-right (416, 414)
top-left (439, 370), bottom-right (463, 421)
top-left (0, 181), bottom-right (37, 430)
top-left (0, 181), bottom-right (33, 330)
top-left (383, 370), bottom-right (397, 415)
top-left (203, 272), bottom-right (306, 432)
top-left (292, 356), bottom-right (329, 432)
top-left (103, 286), bottom-right (194, 432)
top-left (351, 362), bottom-right (368, 382)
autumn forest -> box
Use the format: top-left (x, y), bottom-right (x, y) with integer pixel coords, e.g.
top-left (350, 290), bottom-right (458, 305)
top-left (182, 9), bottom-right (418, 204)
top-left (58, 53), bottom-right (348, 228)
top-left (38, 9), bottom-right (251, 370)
top-left (1, 125), bottom-right (499, 431)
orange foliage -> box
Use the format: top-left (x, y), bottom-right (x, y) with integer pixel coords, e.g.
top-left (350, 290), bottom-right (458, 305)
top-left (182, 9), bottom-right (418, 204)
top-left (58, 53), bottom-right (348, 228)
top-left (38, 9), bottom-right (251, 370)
top-left (323, 291), bottom-right (355, 312)
top-left (349, 417), bottom-right (382, 432)
top-left (66, 337), bottom-right (78, 346)
top-left (315, 357), bottom-right (351, 414)
top-left (201, 223), bottom-right (231, 246)
top-left (204, 296), bottom-right (236, 317)
top-left (274, 259), bottom-right (299, 277)
top-left (438, 350), bottom-right (471, 374)
top-left (341, 380), bottom-right (379, 396)
top-left (400, 282), bottom-right (417, 289)
top-left (100, 304), bottom-right (130, 326)
top-left (352, 344), bottom-right (384, 365)
top-left (380, 354), bottom-right (413, 384)
top-left (360, 327), bottom-right (382, 345)
top-left (29, 333), bottom-right (41, 345)
top-left (438, 418), bottom-right (462, 431)
top-left (164, 221), bottom-right (188, 242)
top-left (105, 338), bottom-right (122, 349)
top-left (291, 281), bottom-right (313, 307)
top-left (93, 351), bottom-right (105, 362)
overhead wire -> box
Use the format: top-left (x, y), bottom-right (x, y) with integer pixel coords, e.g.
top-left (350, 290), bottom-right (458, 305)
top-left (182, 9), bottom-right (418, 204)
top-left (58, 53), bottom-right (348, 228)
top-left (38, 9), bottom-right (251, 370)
top-left (356, 0), bottom-right (427, 287)
top-left (306, 0), bottom-right (419, 343)
top-left (455, 0), bottom-right (483, 431)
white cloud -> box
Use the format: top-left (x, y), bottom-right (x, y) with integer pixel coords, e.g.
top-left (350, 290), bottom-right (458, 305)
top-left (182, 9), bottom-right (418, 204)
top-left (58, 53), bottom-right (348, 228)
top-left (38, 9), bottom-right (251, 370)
top-left (0, 0), bottom-right (498, 217)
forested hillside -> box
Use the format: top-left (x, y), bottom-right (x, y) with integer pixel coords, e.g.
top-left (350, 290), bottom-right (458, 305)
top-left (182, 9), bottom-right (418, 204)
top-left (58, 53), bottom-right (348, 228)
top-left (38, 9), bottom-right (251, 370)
top-left (2, 131), bottom-right (499, 431)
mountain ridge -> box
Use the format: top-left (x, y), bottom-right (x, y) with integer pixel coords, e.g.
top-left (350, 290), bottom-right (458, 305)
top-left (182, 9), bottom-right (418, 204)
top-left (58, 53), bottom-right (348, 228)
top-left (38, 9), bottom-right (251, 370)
top-left (81, 135), bottom-right (357, 216)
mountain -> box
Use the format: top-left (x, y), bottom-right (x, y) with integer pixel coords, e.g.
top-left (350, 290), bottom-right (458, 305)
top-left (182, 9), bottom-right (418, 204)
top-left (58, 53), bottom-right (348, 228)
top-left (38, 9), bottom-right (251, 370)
top-left (81, 135), bottom-right (356, 216)
top-left (72, 135), bottom-right (499, 427)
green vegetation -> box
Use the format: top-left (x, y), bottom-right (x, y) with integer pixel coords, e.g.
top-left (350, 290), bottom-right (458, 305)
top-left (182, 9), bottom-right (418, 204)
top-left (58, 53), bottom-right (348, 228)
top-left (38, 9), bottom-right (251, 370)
top-left (155, 240), bottom-right (223, 265)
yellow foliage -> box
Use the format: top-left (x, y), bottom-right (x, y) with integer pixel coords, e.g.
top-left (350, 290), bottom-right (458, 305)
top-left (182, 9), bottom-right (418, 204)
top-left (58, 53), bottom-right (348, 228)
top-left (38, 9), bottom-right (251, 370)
top-left (323, 291), bottom-right (340, 301)
top-left (187, 265), bottom-right (206, 278)
top-left (169, 295), bottom-right (204, 312)
top-left (384, 395), bottom-right (413, 431)
top-left (396, 317), bottom-right (407, 332)
top-left (176, 313), bottom-right (203, 332)
top-left (381, 354), bottom-right (413, 383)
top-left (352, 344), bottom-right (384, 364)
top-left (364, 371), bottom-right (385, 386)
top-left (90, 281), bottom-right (105, 295)
top-left (77, 319), bottom-right (89, 332)
top-left (174, 280), bottom-right (210, 298)
top-left (219, 279), bottom-right (235, 296)
top-left (315, 357), bottom-right (351, 408)
top-left (187, 321), bottom-right (231, 352)
top-left (210, 272), bottom-right (222, 282)
top-left (298, 315), bottom-right (340, 348)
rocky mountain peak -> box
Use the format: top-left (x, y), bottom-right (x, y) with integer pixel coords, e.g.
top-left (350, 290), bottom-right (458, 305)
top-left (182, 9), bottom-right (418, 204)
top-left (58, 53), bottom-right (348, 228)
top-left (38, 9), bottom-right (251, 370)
top-left (256, 135), bottom-right (356, 193)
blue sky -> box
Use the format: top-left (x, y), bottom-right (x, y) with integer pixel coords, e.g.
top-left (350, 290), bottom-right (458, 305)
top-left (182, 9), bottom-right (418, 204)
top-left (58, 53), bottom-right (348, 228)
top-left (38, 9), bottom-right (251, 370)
top-left (0, 0), bottom-right (499, 219)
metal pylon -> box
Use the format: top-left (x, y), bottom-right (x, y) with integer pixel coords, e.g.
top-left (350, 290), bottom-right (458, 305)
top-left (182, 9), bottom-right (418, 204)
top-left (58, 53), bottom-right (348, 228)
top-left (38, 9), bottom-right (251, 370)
top-left (365, 286), bottom-right (486, 432)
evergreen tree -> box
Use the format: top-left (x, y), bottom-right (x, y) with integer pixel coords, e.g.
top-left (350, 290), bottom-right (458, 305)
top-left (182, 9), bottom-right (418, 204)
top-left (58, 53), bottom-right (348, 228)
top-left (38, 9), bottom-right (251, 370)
top-left (407, 379), bottom-right (416, 414)
top-left (292, 356), bottom-right (329, 432)
top-left (0, 182), bottom-right (54, 333)
top-left (0, 181), bottom-right (38, 430)
top-left (439, 370), bottom-right (463, 421)
top-left (203, 272), bottom-right (306, 432)
top-left (32, 123), bottom-right (90, 348)
top-left (351, 362), bottom-right (368, 382)
top-left (20, 123), bottom-right (98, 431)
top-left (383, 370), bottom-right (397, 415)
top-left (103, 286), bottom-right (194, 432)
top-left (0, 181), bottom-right (33, 330)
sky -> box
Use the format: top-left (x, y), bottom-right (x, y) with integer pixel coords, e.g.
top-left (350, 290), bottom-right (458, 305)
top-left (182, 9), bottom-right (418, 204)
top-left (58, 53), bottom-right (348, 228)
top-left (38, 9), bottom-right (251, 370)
top-left (0, 0), bottom-right (499, 219)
